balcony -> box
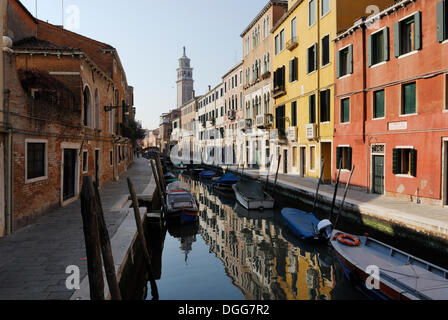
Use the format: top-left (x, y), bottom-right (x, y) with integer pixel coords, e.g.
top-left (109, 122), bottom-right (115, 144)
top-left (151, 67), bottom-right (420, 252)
top-left (306, 124), bottom-right (317, 140)
top-left (227, 110), bottom-right (236, 121)
top-left (256, 114), bottom-right (273, 129)
top-left (272, 85), bottom-right (286, 99)
top-left (239, 119), bottom-right (253, 131)
top-left (286, 36), bottom-right (298, 51)
top-left (160, 118), bottom-right (171, 126)
top-left (261, 71), bottom-right (271, 80)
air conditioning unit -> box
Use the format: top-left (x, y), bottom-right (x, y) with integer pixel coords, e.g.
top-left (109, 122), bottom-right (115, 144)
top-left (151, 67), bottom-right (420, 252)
top-left (306, 124), bottom-right (317, 140)
top-left (256, 114), bottom-right (273, 128)
top-left (288, 127), bottom-right (298, 142)
top-left (270, 129), bottom-right (279, 140)
top-left (239, 119), bottom-right (252, 131)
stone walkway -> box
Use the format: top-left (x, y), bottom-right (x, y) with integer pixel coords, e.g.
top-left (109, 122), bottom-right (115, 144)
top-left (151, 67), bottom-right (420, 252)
top-left (225, 166), bottom-right (448, 239)
top-left (0, 158), bottom-right (153, 300)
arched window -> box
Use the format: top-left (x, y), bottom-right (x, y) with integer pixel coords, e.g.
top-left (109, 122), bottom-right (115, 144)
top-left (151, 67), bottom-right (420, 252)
top-left (83, 86), bottom-right (93, 127)
top-left (94, 89), bottom-right (100, 130)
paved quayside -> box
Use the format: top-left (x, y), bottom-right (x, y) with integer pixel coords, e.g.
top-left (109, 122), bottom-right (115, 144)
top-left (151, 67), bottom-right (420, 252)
top-left (0, 158), bottom-right (154, 300)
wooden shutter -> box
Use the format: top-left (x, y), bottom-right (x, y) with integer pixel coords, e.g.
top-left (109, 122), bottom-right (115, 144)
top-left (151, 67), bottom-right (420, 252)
top-left (336, 49), bottom-right (341, 77)
top-left (437, 1), bottom-right (446, 42)
top-left (367, 35), bottom-right (373, 67)
top-left (384, 27), bottom-right (390, 61)
top-left (336, 147), bottom-right (341, 169)
top-left (289, 60), bottom-right (294, 83)
top-left (393, 149), bottom-right (400, 174)
top-left (411, 150), bottom-right (417, 177)
top-left (347, 148), bottom-right (353, 169)
top-left (394, 22), bottom-right (401, 57)
top-left (348, 45), bottom-right (353, 74)
top-left (414, 12), bottom-right (422, 50)
top-left (309, 95), bottom-right (315, 124)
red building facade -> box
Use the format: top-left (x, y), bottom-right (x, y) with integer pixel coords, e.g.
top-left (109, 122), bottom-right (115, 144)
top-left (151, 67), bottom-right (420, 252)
top-left (334, 0), bottom-right (448, 206)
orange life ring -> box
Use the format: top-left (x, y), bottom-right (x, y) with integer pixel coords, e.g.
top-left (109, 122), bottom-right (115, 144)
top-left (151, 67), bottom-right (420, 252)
top-left (337, 234), bottom-right (361, 247)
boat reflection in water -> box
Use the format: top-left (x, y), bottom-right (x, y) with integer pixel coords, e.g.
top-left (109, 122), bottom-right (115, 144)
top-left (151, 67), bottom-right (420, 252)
top-left (167, 221), bottom-right (200, 265)
top-left (181, 175), bottom-right (353, 301)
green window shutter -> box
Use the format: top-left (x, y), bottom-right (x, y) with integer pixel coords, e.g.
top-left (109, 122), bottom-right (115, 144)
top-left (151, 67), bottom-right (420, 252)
top-left (437, 1), bottom-right (446, 42)
top-left (367, 35), bottom-right (373, 67)
top-left (374, 90), bottom-right (385, 118)
top-left (394, 22), bottom-right (401, 57)
top-left (348, 45), bottom-right (353, 74)
top-left (342, 98), bottom-right (350, 123)
top-left (383, 27), bottom-right (390, 61)
top-left (336, 147), bottom-right (341, 169)
top-left (347, 148), bottom-right (353, 169)
top-left (336, 50), bottom-right (341, 78)
top-left (289, 60), bottom-right (293, 82)
top-left (411, 150), bottom-right (417, 177)
top-left (414, 12), bottom-right (422, 50)
top-left (404, 83), bottom-right (416, 114)
top-left (393, 149), bottom-right (400, 174)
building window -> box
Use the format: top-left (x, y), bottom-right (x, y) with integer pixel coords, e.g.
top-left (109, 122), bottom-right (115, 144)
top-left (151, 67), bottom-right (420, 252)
top-left (291, 101), bottom-right (297, 127)
top-left (289, 57), bottom-right (298, 82)
top-left (322, 35), bottom-right (330, 66)
top-left (83, 151), bottom-right (88, 173)
top-left (309, 146), bottom-right (316, 171)
top-left (336, 147), bottom-right (353, 170)
top-left (309, 0), bottom-right (316, 27)
top-left (291, 17), bottom-right (297, 42)
top-left (337, 45), bottom-right (353, 78)
top-left (308, 44), bottom-right (317, 74)
top-left (369, 28), bottom-right (389, 66)
top-left (393, 148), bottom-right (417, 177)
top-left (94, 89), bottom-right (100, 130)
top-left (273, 66), bottom-right (286, 95)
top-left (26, 141), bottom-right (47, 182)
top-left (110, 151), bottom-right (113, 166)
top-left (83, 86), bottom-right (92, 127)
top-left (280, 29), bottom-right (285, 52)
top-left (276, 105), bottom-right (286, 137)
top-left (309, 94), bottom-right (316, 124)
top-left (320, 89), bottom-right (331, 122)
top-left (341, 98), bottom-right (350, 123)
top-left (402, 82), bottom-right (417, 115)
top-left (275, 35), bottom-right (280, 55)
top-left (394, 12), bottom-right (422, 57)
top-left (437, 0), bottom-right (448, 42)
top-left (374, 90), bottom-right (385, 118)
top-left (321, 0), bottom-right (330, 16)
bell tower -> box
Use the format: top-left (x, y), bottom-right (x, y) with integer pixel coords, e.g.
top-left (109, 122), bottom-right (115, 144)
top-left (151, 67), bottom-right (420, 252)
top-left (176, 47), bottom-right (194, 108)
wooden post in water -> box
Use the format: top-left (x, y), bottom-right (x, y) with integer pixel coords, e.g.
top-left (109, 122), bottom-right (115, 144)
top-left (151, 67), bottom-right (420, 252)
top-left (150, 159), bottom-right (168, 218)
top-left (272, 154), bottom-right (282, 196)
top-left (93, 183), bottom-right (122, 300)
top-left (265, 155), bottom-right (274, 189)
top-left (154, 154), bottom-right (167, 194)
top-left (312, 161), bottom-right (325, 213)
top-left (334, 166), bottom-right (356, 229)
top-left (330, 158), bottom-right (343, 223)
top-left (80, 176), bottom-right (104, 300)
top-left (127, 178), bottom-right (159, 300)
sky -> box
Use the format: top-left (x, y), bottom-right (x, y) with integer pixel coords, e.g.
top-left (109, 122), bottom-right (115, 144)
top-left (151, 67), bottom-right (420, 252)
top-left (20, 0), bottom-right (269, 130)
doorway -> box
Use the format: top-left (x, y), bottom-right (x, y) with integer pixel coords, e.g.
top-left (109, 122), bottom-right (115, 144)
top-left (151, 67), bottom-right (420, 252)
top-left (443, 140), bottom-right (448, 206)
top-left (373, 155), bottom-right (385, 195)
top-left (321, 142), bottom-right (332, 183)
top-left (63, 149), bottom-right (77, 201)
top-left (95, 149), bottom-right (100, 186)
top-left (283, 149), bottom-right (288, 174)
top-left (0, 139), bottom-right (4, 237)
top-left (300, 147), bottom-right (306, 177)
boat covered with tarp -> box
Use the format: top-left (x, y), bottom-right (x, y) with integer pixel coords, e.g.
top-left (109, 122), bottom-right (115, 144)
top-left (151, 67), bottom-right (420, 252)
top-left (166, 181), bottom-right (199, 224)
top-left (331, 230), bottom-right (448, 300)
top-left (232, 179), bottom-right (274, 210)
top-left (212, 173), bottom-right (240, 191)
top-left (281, 208), bottom-right (332, 242)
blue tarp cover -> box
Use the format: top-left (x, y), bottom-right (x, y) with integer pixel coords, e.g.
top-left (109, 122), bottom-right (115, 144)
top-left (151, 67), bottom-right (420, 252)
top-left (200, 171), bottom-right (216, 177)
top-left (281, 208), bottom-right (320, 240)
top-left (214, 173), bottom-right (240, 185)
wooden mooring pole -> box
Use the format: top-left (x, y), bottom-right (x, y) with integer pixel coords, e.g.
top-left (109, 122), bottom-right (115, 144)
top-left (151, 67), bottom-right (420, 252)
top-left (330, 158), bottom-right (343, 223)
top-left (312, 161), bottom-right (325, 213)
top-left (150, 159), bottom-right (169, 219)
top-left (272, 155), bottom-right (282, 197)
top-left (127, 178), bottom-right (159, 300)
top-left (80, 176), bottom-right (104, 300)
top-left (265, 155), bottom-right (274, 189)
top-left (93, 182), bottom-right (122, 300)
top-left (334, 166), bottom-right (356, 229)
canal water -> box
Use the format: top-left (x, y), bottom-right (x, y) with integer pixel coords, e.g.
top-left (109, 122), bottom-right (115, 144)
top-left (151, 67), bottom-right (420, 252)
top-left (146, 172), bottom-right (365, 300)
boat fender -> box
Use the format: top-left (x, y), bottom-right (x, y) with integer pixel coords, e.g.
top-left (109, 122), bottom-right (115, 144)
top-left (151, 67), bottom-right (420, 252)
top-left (337, 234), bottom-right (361, 247)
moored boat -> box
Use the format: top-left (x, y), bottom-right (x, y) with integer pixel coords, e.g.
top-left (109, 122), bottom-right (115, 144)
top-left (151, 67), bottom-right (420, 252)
top-left (212, 173), bottom-right (240, 192)
top-left (232, 179), bottom-right (274, 210)
top-left (330, 230), bottom-right (448, 300)
top-left (199, 170), bottom-right (217, 180)
top-left (281, 208), bottom-right (333, 242)
top-left (166, 181), bottom-right (199, 224)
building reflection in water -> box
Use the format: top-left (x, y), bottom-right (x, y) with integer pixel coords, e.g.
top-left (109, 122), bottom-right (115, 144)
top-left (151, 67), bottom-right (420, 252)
top-left (166, 219), bottom-right (199, 265)
top-left (180, 174), bottom-right (336, 301)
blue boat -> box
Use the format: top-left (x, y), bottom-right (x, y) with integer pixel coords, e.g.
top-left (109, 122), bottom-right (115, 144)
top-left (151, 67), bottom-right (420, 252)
top-left (199, 170), bottom-right (217, 180)
top-left (212, 173), bottom-right (240, 191)
top-left (281, 208), bottom-right (333, 242)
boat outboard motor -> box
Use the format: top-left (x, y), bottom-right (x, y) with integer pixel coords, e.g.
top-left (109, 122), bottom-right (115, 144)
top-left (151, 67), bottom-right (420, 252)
top-left (317, 220), bottom-right (333, 240)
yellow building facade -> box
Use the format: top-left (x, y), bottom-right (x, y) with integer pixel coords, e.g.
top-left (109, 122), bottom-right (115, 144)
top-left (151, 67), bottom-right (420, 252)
top-left (271, 0), bottom-right (394, 181)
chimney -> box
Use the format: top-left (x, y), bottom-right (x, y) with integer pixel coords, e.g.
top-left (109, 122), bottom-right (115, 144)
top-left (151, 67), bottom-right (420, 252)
top-left (192, 90), bottom-right (195, 99)
top-left (208, 85), bottom-right (211, 92)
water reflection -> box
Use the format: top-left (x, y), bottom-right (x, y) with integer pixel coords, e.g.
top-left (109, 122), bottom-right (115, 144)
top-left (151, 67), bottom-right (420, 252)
top-left (148, 172), bottom-right (363, 300)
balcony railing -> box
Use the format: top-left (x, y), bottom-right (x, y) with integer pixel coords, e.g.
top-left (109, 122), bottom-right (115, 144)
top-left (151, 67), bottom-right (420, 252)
top-left (273, 85), bottom-right (286, 98)
top-left (286, 36), bottom-right (298, 51)
top-left (256, 114), bottom-right (273, 128)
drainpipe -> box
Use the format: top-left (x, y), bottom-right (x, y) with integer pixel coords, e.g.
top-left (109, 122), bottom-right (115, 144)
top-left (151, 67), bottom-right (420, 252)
top-left (316, 0), bottom-right (321, 177)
